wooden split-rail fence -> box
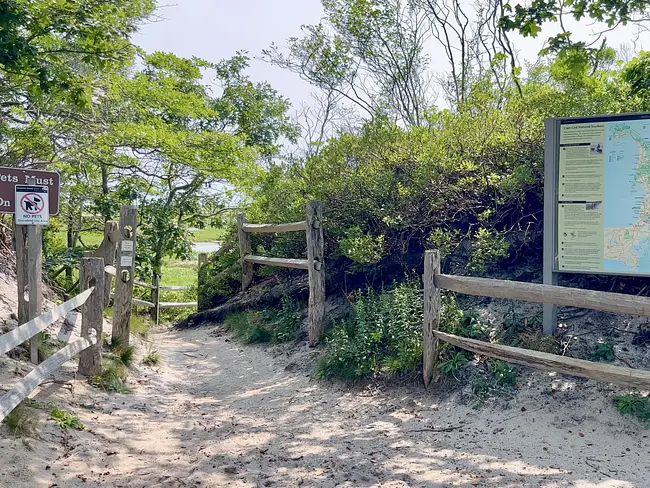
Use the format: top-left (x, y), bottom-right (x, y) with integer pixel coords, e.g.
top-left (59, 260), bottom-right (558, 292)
top-left (422, 249), bottom-right (650, 390)
top-left (0, 257), bottom-right (105, 423)
top-left (104, 266), bottom-right (196, 325)
top-left (235, 201), bottom-right (326, 346)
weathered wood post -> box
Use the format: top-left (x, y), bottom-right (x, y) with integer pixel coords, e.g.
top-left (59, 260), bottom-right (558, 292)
top-left (151, 273), bottom-right (161, 325)
top-left (237, 213), bottom-right (253, 291)
top-left (78, 257), bottom-right (105, 377)
top-left (93, 221), bottom-right (119, 308)
top-left (197, 253), bottom-right (208, 311)
top-left (112, 205), bottom-right (137, 347)
top-left (27, 225), bottom-right (43, 364)
top-left (306, 201), bottom-right (326, 346)
top-left (15, 224), bottom-right (28, 327)
top-left (423, 249), bottom-right (441, 388)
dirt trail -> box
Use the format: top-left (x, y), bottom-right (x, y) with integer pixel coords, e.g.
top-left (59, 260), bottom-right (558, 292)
top-left (2, 323), bottom-right (650, 487)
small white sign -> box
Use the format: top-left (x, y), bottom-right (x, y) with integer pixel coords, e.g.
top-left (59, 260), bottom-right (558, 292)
top-left (121, 240), bottom-right (134, 252)
top-left (120, 255), bottom-right (133, 268)
top-left (15, 185), bottom-right (49, 225)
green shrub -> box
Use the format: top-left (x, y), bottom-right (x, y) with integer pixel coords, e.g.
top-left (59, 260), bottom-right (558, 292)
top-left (614, 393), bottom-right (650, 428)
top-left (315, 279), bottom-right (423, 380)
top-left (437, 351), bottom-right (469, 378)
top-left (490, 360), bottom-right (518, 387)
top-left (142, 348), bottom-right (161, 366)
top-left (92, 363), bottom-right (130, 393)
top-left (2, 401), bottom-right (38, 437)
top-left (50, 408), bottom-right (85, 430)
top-left (222, 297), bottom-right (303, 344)
top-left (590, 341), bottom-right (615, 362)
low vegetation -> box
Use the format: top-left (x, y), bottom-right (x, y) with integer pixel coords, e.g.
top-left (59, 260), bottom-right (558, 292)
top-left (50, 408), bottom-right (86, 431)
top-left (614, 394), bottom-right (650, 428)
top-left (222, 297), bottom-right (303, 344)
top-left (142, 347), bottom-right (161, 366)
top-left (2, 401), bottom-right (39, 437)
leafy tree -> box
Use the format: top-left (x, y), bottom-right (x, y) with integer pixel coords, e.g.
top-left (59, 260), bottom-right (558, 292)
top-left (264, 0), bottom-right (433, 127)
top-left (91, 52), bottom-right (297, 282)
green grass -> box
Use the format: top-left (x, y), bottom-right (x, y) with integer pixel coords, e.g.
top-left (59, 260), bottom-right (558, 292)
top-left (2, 401), bottom-right (39, 437)
top-left (53, 229), bottom-right (105, 249)
top-left (189, 227), bottom-right (225, 242)
top-left (161, 259), bottom-right (197, 287)
top-left (142, 347), bottom-right (161, 366)
top-left (614, 394), bottom-right (650, 428)
top-left (50, 408), bottom-right (86, 430)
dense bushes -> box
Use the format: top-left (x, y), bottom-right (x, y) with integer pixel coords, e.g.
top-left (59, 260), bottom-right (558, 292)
top-left (316, 279), bottom-right (424, 379)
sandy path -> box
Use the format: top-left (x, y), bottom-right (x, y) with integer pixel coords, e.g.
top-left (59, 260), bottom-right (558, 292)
top-left (2, 324), bottom-right (650, 487)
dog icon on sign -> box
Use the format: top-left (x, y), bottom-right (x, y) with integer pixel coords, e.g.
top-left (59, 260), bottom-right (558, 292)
top-left (24, 196), bottom-right (41, 212)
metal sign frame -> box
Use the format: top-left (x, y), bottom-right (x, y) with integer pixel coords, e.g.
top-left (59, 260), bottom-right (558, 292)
top-left (543, 113), bottom-right (650, 333)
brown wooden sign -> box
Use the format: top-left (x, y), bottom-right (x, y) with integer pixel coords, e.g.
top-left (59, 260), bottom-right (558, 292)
top-left (0, 167), bottom-right (60, 215)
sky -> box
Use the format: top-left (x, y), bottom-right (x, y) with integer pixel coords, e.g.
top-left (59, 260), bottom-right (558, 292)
top-left (133, 0), bottom-right (323, 110)
top-left (134, 0), bottom-right (650, 112)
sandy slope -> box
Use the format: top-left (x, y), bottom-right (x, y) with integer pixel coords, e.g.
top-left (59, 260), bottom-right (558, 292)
top-left (1, 320), bottom-right (649, 488)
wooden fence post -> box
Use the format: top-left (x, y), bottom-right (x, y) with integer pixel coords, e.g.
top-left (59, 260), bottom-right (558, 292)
top-left (423, 250), bottom-right (441, 388)
top-left (306, 201), bottom-right (326, 346)
top-left (27, 225), bottom-right (43, 364)
top-left (151, 273), bottom-right (160, 325)
top-left (78, 257), bottom-right (105, 377)
top-left (237, 213), bottom-right (253, 291)
top-left (197, 253), bottom-right (208, 311)
top-left (15, 224), bottom-right (28, 327)
top-left (93, 221), bottom-right (119, 308)
top-left (112, 205), bottom-right (137, 347)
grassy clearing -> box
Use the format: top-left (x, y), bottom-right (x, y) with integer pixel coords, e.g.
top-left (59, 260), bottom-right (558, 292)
top-left (161, 259), bottom-right (197, 287)
top-left (189, 227), bottom-right (225, 242)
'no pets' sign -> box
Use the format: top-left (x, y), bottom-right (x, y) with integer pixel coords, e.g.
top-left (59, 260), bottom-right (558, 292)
top-left (15, 185), bottom-right (49, 225)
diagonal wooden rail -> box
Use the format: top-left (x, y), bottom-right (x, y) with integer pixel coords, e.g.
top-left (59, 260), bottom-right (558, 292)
top-left (423, 249), bottom-right (650, 389)
top-left (0, 258), bottom-right (104, 423)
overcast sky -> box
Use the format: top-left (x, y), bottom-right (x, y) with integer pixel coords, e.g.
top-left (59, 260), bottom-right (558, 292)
top-left (134, 0), bottom-right (649, 112)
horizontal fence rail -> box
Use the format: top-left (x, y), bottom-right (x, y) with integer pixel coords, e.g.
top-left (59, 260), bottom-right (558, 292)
top-left (243, 255), bottom-right (310, 270)
top-left (423, 249), bottom-right (650, 389)
top-left (105, 266), bottom-right (195, 315)
top-left (434, 274), bottom-right (650, 318)
top-left (0, 288), bottom-right (94, 356)
top-left (241, 221), bottom-right (308, 233)
top-left (236, 201), bottom-right (326, 345)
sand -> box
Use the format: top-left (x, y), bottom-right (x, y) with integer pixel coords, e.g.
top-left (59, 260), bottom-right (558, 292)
top-left (1, 319), bottom-right (650, 488)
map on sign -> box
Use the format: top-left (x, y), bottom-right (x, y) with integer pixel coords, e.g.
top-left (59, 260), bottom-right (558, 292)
top-left (603, 121), bottom-right (650, 272)
top-left (557, 115), bottom-right (650, 275)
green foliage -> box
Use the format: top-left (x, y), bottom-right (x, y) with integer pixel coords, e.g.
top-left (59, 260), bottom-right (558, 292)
top-left (590, 341), bottom-right (616, 363)
top-left (490, 360), bottom-right (518, 387)
top-left (2, 401), bottom-right (38, 437)
top-left (142, 348), bottom-right (161, 366)
top-left (50, 408), bottom-right (85, 431)
top-left (109, 344), bottom-right (135, 368)
top-left (500, 0), bottom-right (650, 62)
top-left (437, 352), bottom-right (469, 377)
top-left (222, 297), bottom-right (303, 344)
top-left (614, 394), bottom-right (650, 428)
top-left (92, 363), bottom-right (130, 394)
top-left (340, 226), bottom-right (385, 264)
top-left (315, 279), bottom-right (423, 380)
